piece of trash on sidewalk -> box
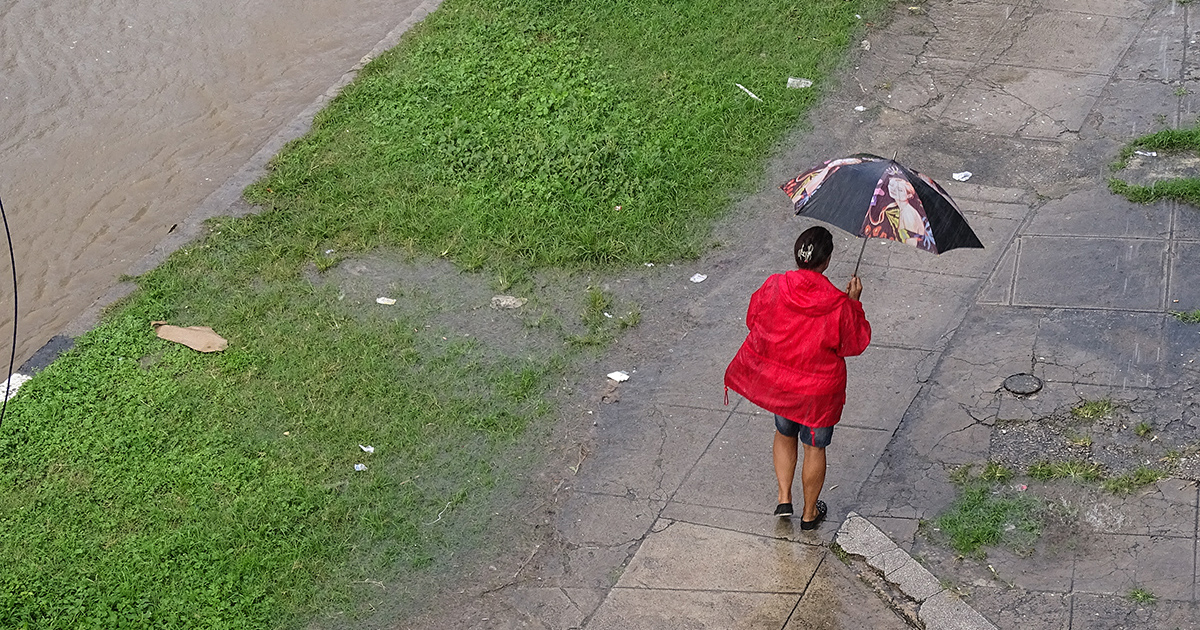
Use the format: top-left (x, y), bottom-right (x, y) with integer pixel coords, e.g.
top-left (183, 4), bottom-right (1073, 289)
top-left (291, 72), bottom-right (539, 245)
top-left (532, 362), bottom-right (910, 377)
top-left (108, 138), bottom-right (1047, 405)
top-left (644, 262), bottom-right (655, 267)
top-left (1015, 484), bottom-right (1027, 492)
top-left (607, 371), bottom-right (630, 382)
top-left (854, 105), bottom-right (866, 112)
top-left (152, 321), bottom-right (228, 353)
top-left (787, 77), bottom-right (813, 89)
top-left (690, 273), bottom-right (708, 283)
top-left (491, 295), bottom-right (528, 309)
top-left (603, 312), bottom-right (613, 318)
top-left (1134, 150), bottom-right (1158, 157)
top-left (735, 83), bottom-right (763, 102)
top-left (860, 40), bottom-right (871, 51)
top-left (354, 463), bottom-right (368, 472)
top-left (375, 297), bottom-right (396, 305)
top-left (952, 171), bottom-right (973, 181)
top-left (359, 444), bottom-right (375, 454)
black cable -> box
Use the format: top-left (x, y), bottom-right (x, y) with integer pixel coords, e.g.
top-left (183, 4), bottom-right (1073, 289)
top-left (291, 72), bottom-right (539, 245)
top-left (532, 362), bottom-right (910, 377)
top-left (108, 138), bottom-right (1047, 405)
top-left (0, 192), bottom-right (17, 430)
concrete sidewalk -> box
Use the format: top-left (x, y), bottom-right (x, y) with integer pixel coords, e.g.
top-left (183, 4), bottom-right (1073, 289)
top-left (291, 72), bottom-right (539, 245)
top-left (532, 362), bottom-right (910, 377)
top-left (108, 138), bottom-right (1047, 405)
top-left (464, 0), bottom-right (1200, 627)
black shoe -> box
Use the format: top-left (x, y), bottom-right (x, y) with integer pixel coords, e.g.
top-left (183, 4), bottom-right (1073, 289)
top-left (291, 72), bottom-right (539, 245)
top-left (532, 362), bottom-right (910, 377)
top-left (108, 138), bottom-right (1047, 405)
top-left (774, 502), bottom-right (793, 518)
top-left (800, 500), bottom-right (827, 530)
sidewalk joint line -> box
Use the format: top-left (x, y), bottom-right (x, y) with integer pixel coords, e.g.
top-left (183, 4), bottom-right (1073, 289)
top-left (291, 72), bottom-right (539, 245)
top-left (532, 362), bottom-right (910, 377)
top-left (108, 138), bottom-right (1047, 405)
top-left (609, 585), bottom-right (805, 596)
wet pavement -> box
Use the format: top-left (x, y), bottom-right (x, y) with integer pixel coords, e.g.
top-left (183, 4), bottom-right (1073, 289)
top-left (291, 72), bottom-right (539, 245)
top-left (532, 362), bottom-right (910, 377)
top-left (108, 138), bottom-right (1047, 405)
top-left (457, 0), bottom-right (1200, 627)
top-left (0, 0), bottom-right (433, 365)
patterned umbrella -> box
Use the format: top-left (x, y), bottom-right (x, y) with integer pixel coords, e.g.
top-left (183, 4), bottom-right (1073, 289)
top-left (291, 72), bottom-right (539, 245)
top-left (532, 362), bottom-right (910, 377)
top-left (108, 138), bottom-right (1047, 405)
top-left (780, 153), bottom-right (983, 273)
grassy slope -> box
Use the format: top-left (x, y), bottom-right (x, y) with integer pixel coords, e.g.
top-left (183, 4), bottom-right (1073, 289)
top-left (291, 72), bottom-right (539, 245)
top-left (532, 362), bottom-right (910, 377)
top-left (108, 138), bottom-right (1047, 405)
top-left (0, 0), bottom-right (880, 627)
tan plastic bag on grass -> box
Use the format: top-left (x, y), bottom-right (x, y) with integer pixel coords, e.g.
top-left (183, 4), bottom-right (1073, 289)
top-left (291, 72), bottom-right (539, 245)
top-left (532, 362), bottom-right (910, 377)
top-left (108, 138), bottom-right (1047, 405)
top-left (151, 321), bottom-right (228, 353)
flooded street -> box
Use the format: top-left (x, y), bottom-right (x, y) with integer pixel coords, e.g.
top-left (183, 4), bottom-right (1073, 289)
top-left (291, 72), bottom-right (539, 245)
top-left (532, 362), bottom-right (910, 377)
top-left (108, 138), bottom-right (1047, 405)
top-left (0, 0), bottom-right (419, 366)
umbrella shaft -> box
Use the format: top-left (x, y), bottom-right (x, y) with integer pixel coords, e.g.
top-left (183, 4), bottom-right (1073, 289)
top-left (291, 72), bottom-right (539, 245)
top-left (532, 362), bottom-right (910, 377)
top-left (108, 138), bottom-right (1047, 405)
top-left (852, 237), bottom-right (868, 276)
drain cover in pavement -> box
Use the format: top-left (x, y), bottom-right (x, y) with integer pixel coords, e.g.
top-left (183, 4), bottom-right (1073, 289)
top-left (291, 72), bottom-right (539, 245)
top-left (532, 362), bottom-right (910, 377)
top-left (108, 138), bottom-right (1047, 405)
top-left (1003, 373), bottom-right (1043, 395)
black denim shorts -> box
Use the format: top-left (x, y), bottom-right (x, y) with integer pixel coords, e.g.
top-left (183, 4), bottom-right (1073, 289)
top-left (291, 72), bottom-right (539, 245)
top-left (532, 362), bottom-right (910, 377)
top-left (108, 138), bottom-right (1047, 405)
top-left (774, 414), bottom-right (833, 448)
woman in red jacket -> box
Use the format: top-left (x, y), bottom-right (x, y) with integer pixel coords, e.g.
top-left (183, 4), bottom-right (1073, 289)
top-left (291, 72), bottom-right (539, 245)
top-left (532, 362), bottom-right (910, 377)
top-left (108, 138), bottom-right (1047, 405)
top-left (724, 226), bottom-right (871, 530)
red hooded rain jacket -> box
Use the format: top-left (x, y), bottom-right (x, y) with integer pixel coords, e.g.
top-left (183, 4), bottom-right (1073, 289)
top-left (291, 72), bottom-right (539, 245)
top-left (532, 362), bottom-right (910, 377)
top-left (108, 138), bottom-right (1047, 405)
top-left (724, 269), bottom-right (871, 427)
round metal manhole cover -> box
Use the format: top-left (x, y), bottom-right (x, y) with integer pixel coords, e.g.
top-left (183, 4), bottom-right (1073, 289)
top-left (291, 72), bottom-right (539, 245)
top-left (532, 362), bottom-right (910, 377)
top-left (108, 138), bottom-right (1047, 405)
top-left (1003, 373), bottom-right (1043, 395)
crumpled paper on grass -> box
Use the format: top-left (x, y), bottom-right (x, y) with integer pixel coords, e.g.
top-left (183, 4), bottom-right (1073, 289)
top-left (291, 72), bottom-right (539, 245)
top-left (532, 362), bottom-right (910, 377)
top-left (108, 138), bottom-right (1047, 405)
top-left (152, 321), bottom-right (228, 353)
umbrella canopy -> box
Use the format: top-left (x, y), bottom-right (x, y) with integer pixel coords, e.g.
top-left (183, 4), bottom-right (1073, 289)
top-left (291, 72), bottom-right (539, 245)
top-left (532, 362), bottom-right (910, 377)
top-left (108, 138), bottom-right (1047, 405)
top-left (780, 153), bottom-right (983, 255)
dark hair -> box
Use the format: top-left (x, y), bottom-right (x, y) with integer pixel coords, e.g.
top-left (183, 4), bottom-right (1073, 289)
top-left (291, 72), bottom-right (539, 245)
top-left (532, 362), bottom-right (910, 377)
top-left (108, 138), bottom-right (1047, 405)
top-left (794, 226), bottom-right (833, 270)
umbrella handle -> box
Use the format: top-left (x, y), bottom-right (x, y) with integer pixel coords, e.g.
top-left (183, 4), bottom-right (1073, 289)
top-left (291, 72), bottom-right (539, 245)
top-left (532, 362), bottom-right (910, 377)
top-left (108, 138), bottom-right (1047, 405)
top-left (852, 237), bottom-right (868, 276)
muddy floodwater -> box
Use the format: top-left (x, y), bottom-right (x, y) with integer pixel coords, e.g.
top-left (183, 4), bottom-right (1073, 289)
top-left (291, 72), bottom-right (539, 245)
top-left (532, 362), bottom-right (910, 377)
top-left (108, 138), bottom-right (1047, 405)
top-left (0, 0), bottom-right (419, 368)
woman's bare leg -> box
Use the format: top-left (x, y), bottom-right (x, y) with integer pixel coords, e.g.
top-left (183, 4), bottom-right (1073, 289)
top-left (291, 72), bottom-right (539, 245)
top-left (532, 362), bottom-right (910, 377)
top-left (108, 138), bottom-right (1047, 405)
top-left (773, 431), bottom-right (799, 504)
top-left (800, 443), bottom-right (827, 521)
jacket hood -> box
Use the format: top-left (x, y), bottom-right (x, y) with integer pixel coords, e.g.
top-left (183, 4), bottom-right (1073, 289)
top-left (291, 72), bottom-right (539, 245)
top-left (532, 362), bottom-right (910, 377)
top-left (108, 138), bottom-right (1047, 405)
top-left (777, 269), bottom-right (845, 316)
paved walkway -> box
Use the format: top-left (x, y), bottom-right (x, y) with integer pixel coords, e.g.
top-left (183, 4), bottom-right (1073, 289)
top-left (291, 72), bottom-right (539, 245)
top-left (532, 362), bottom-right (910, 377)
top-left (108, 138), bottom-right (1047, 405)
top-left (466, 0), bottom-right (1200, 628)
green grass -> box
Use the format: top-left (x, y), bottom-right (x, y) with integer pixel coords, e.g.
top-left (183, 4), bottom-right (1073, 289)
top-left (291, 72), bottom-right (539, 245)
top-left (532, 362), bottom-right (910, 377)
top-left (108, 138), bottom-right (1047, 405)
top-left (1102, 467), bottom-right (1166, 495)
top-left (1071, 399), bottom-right (1114, 420)
top-left (936, 482), bottom-right (1041, 557)
top-left (245, 0), bottom-right (878, 270)
top-left (1129, 587), bottom-right (1157, 604)
top-left (1027, 460), bottom-right (1104, 482)
top-left (1110, 125), bottom-right (1200, 205)
top-left (1134, 422), bottom-right (1153, 438)
top-left (1172, 309), bottom-right (1200, 323)
top-left (0, 0), bottom-right (883, 627)
top-left (0, 273), bottom-right (558, 628)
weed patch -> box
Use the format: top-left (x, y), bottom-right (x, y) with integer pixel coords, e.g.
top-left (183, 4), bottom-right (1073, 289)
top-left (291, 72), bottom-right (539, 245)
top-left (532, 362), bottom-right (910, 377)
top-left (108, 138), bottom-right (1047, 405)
top-left (1173, 309), bottom-right (1200, 323)
top-left (935, 482), bottom-right (1041, 557)
top-left (1110, 124), bottom-right (1200, 206)
top-left (1102, 467), bottom-right (1166, 495)
top-left (1071, 399), bottom-right (1114, 420)
top-left (1129, 587), bottom-right (1158, 604)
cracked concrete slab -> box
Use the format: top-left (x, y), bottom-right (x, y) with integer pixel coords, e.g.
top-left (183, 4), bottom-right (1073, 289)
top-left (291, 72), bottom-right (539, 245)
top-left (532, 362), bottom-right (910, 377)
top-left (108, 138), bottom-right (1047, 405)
top-left (614, 519), bottom-right (822, 593)
top-left (843, 345), bottom-right (936, 431)
top-left (991, 10), bottom-right (1144, 75)
top-left (1012, 236), bottom-right (1167, 310)
top-left (786, 556), bottom-right (916, 630)
top-left (960, 587), bottom-right (1072, 630)
top-left (587, 589), bottom-right (799, 630)
top-left (658, 503), bottom-right (817, 544)
top-left (860, 266), bottom-right (981, 351)
top-left (1091, 79), bottom-right (1185, 141)
top-left (1031, 309), bottom-right (1168, 388)
top-left (1070, 593), bottom-right (1200, 629)
top-left (1072, 533), bottom-right (1196, 600)
top-left (1170, 240), bottom-right (1200, 308)
top-left (1113, 2), bottom-right (1187, 82)
top-left (1024, 188), bottom-right (1174, 238)
top-left (500, 587), bottom-right (603, 629)
top-left (572, 404), bottom-right (729, 502)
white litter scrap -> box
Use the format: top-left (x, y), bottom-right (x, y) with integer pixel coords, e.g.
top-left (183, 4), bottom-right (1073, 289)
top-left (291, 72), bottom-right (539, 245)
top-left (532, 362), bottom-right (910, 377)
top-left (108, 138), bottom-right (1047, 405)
top-left (735, 83), bottom-right (763, 102)
top-left (607, 371), bottom-right (630, 382)
top-left (952, 171), bottom-right (973, 182)
top-left (376, 297), bottom-right (396, 305)
top-left (491, 295), bottom-right (528, 309)
top-left (787, 77), bottom-right (813, 89)
top-left (644, 262), bottom-right (655, 267)
top-left (354, 463), bottom-right (368, 472)
top-left (690, 273), bottom-right (708, 283)
top-left (359, 444), bottom-right (375, 454)
top-left (1134, 150), bottom-right (1158, 157)
top-left (854, 105), bottom-right (866, 112)
top-left (861, 40), bottom-right (871, 51)
top-left (1, 373), bottom-right (30, 401)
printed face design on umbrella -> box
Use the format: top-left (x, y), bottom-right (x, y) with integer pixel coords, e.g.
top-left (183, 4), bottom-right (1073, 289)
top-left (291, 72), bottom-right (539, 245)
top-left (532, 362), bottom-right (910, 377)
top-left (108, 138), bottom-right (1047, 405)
top-left (781, 157), bottom-right (865, 209)
top-left (864, 167), bottom-right (938, 253)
